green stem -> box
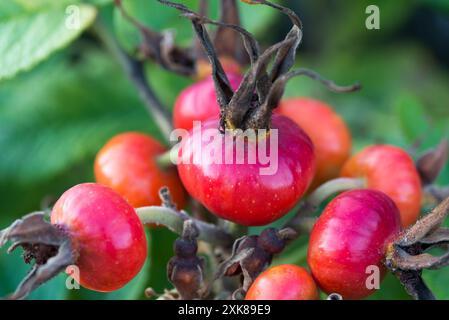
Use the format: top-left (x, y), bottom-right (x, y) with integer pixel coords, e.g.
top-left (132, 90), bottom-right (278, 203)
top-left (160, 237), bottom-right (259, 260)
top-left (156, 144), bottom-right (180, 169)
top-left (285, 177), bottom-right (365, 231)
top-left (307, 177), bottom-right (365, 209)
top-left (136, 206), bottom-right (234, 247)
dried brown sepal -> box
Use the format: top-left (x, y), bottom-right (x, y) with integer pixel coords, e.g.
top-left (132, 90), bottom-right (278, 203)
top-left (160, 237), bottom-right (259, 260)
top-left (0, 212), bottom-right (75, 300)
top-left (416, 139), bottom-right (448, 185)
top-left (167, 220), bottom-right (206, 300)
top-left (160, 0), bottom-right (359, 131)
top-left (213, 0), bottom-right (247, 65)
top-left (244, 0), bottom-right (303, 29)
top-left (209, 228), bottom-right (297, 298)
top-left (385, 197), bottom-right (449, 299)
top-left (115, 0), bottom-right (195, 76)
top-left (395, 197), bottom-right (449, 247)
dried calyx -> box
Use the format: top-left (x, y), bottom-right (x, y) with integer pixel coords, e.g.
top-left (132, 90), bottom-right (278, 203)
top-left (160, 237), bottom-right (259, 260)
top-left (114, 0), bottom-right (246, 78)
top-left (385, 197), bottom-right (449, 300)
top-left (167, 220), bottom-right (206, 300)
top-left (0, 212), bottom-right (75, 300)
top-left (416, 139), bottom-right (449, 203)
top-left (209, 227), bottom-right (297, 299)
top-left (159, 0), bottom-right (360, 132)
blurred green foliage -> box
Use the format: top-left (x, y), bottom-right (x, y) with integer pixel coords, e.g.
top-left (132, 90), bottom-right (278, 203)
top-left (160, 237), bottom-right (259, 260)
top-left (0, 0), bottom-right (448, 300)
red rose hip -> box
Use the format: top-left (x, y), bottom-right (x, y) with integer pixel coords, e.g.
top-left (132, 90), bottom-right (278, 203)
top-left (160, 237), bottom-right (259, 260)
top-left (277, 98), bottom-right (352, 190)
top-left (95, 132), bottom-right (186, 209)
top-left (340, 145), bottom-right (422, 227)
top-left (177, 114), bottom-right (315, 226)
top-left (245, 264), bottom-right (319, 300)
top-left (307, 189), bottom-right (401, 299)
top-left (51, 183), bottom-right (147, 292)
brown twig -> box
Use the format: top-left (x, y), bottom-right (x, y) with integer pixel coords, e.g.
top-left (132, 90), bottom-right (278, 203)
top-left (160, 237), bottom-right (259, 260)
top-left (94, 21), bottom-right (174, 141)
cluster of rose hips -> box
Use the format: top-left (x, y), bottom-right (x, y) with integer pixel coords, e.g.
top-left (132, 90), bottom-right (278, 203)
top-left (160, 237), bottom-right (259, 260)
top-left (1, 0), bottom-right (448, 301)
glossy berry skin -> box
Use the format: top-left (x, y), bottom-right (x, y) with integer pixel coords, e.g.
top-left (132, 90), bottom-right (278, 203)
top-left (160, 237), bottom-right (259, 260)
top-left (177, 115), bottom-right (315, 226)
top-left (95, 132), bottom-right (186, 209)
top-left (277, 98), bottom-right (352, 190)
top-left (307, 189), bottom-right (401, 299)
top-left (245, 264), bottom-right (319, 300)
top-left (340, 145), bottom-right (422, 227)
top-left (173, 73), bottom-right (242, 131)
top-left (51, 183), bottom-right (147, 292)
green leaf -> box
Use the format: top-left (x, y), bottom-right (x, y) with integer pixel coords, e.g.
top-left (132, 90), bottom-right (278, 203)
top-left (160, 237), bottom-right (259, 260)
top-left (13, 0), bottom-right (112, 10)
top-left (395, 93), bottom-right (430, 143)
top-left (0, 4), bottom-right (97, 81)
top-left (0, 48), bottom-right (162, 185)
top-left (423, 268), bottom-right (449, 299)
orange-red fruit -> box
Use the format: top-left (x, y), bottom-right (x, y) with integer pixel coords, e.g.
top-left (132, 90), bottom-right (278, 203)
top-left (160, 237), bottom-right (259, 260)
top-left (340, 145), bottom-right (422, 227)
top-left (278, 98), bottom-right (352, 189)
top-left (51, 183), bottom-right (147, 292)
top-left (95, 132), bottom-right (186, 209)
top-left (245, 264), bottom-right (319, 300)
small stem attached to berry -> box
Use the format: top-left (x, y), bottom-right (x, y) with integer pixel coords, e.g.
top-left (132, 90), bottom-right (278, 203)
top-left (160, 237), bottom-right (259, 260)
top-left (285, 177), bottom-right (365, 231)
top-left (156, 144), bottom-right (179, 169)
top-left (136, 206), bottom-right (233, 247)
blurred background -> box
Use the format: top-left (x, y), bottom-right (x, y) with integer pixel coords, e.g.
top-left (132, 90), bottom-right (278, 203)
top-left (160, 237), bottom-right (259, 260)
top-left (0, 0), bottom-right (448, 299)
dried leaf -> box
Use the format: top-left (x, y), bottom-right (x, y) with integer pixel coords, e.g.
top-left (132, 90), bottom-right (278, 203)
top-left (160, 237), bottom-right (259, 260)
top-left (0, 213), bottom-right (74, 300)
top-left (396, 197), bottom-right (449, 247)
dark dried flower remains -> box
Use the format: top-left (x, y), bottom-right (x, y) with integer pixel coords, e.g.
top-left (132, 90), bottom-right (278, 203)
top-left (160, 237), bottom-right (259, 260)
top-left (159, 0), bottom-right (360, 131)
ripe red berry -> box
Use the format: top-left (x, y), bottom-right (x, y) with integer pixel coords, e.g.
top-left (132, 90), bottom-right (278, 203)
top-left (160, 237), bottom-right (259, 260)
top-left (307, 189), bottom-right (401, 299)
top-left (340, 145), bottom-right (422, 227)
top-left (277, 98), bottom-right (352, 190)
top-left (94, 132), bottom-right (186, 209)
top-left (177, 114), bottom-right (315, 226)
top-left (51, 183), bottom-right (147, 292)
top-left (245, 264), bottom-right (319, 300)
top-left (173, 73), bottom-right (242, 131)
